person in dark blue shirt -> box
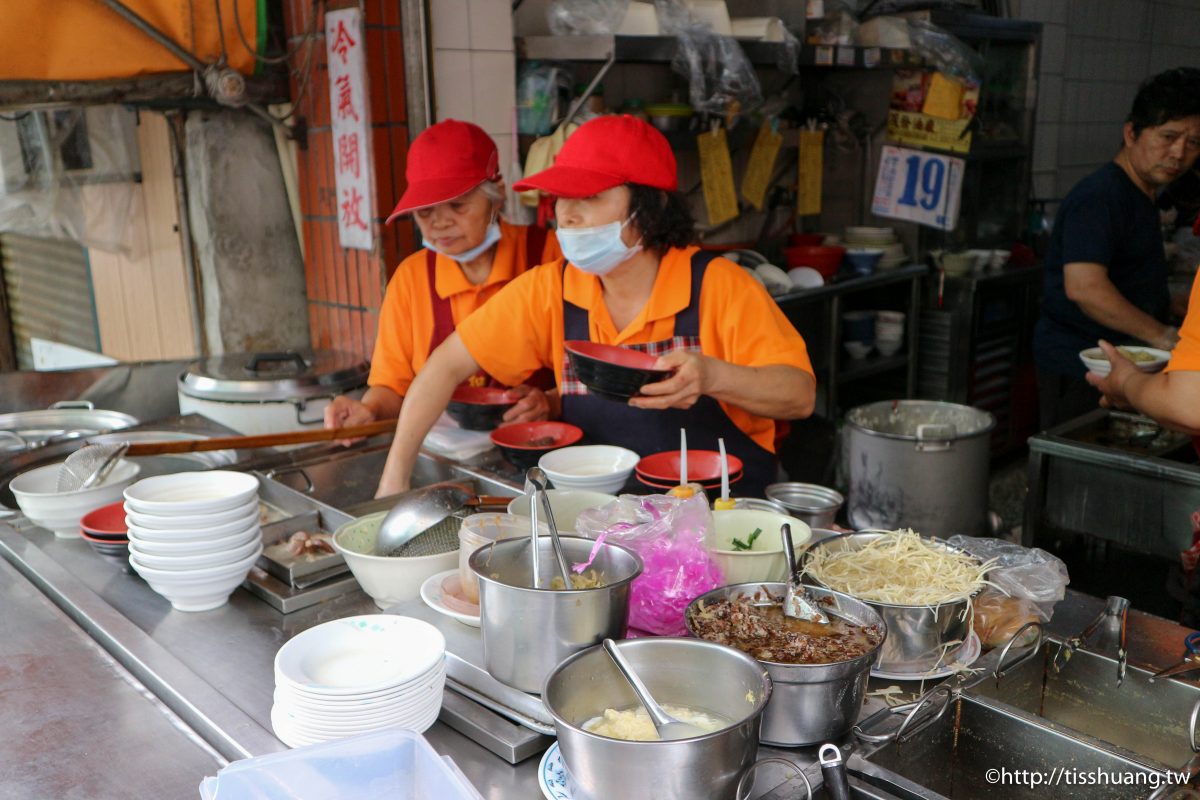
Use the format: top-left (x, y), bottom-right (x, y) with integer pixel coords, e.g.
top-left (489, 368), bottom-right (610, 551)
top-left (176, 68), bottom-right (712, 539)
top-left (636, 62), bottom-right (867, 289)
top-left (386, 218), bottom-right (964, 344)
top-left (1034, 68), bottom-right (1200, 428)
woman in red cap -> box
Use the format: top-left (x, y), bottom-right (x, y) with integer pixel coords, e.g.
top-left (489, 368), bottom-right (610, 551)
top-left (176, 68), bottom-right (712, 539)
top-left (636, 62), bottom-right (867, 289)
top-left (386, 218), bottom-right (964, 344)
top-left (376, 115), bottom-right (816, 497)
top-left (324, 119), bottom-right (560, 432)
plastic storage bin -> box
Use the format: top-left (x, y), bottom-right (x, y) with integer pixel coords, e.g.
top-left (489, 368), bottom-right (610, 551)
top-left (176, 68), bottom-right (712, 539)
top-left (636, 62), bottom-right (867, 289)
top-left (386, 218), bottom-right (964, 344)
top-left (198, 728), bottom-right (483, 800)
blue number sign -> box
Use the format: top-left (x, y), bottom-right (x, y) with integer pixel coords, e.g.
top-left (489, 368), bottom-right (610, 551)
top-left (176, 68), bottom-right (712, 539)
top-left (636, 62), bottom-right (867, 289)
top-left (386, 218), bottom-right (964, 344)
top-left (872, 145), bottom-right (964, 231)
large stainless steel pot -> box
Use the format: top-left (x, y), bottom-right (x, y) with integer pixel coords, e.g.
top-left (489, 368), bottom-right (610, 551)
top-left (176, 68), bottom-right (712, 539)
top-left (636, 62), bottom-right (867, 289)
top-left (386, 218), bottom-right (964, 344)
top-left (469, 536), bottom-right (642, 693)
top-left (804, 531), bottom-right (980, 674)
top-left (844, 400), bottom-right (995, 536)
top-left (0, 401), bottom-right (138, 455)
top-left (543, 637), bottom-right (771, 800)
top-left (685, 582), bottom-right (884, 746)
top-left (177, 350), bottom-right (368, 436)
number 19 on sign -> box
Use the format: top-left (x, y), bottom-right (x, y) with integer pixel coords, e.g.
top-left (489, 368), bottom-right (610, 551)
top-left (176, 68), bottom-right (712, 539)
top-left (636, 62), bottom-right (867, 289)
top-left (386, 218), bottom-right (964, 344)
top-left (872, 145), bottom-right (964, 231)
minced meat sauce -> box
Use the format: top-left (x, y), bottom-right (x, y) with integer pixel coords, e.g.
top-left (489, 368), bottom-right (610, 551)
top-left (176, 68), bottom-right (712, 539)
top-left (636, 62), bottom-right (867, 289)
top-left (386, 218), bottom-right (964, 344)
top-left (688, 594), bottom-right (882, 665)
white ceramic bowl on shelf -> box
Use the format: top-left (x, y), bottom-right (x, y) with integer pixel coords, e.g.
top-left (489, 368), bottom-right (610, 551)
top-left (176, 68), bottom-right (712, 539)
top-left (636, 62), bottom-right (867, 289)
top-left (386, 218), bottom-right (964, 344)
top-left (11, 460), bottom-right (141, 538)
top-left (128, 544), bottom-right (263, 612)
top-left (127, 534), bottom-right (262, 571)
top-left (123, 471), bottom-right (259, 515)
top-left (125, 500), bottom-right (259, 531)
top-left (125, 511), bottom-right (259, 542)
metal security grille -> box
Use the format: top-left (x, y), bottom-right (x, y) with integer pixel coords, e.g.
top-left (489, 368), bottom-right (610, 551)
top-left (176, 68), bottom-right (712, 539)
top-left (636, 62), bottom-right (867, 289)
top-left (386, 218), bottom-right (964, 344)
top-left (0, 233), bottom-right (99, 369)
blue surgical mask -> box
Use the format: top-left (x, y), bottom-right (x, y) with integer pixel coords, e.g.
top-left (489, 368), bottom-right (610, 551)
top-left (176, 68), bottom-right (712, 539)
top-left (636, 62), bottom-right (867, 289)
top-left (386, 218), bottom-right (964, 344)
top-left (424, 220), bottom-right (502, 263)
top-left (558, 217), bottom-right (642, 276)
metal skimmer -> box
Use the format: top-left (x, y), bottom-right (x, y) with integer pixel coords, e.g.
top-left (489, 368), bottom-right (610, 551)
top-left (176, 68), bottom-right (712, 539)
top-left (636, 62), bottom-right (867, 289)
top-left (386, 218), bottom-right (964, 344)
top-left (386, 513), bottom-right (464, 557)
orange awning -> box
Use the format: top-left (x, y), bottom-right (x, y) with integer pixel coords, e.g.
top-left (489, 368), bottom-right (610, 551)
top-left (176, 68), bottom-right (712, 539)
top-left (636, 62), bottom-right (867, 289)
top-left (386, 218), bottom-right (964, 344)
top-left (0, 0), bottom-right (258, 81)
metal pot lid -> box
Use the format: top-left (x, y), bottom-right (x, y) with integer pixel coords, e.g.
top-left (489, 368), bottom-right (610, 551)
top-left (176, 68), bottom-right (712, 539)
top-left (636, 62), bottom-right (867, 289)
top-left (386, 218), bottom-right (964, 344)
top-left (0, 403), bottom-right (139, 451)
top-left (178, 349), bottom-right (370, 402)
top-left (844, 400), bottom-right (996, 440)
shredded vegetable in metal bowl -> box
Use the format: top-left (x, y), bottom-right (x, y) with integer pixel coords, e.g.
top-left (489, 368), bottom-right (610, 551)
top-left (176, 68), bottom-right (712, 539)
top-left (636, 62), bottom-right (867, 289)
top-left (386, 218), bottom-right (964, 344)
top-left (549, 568), bottom-right (607, 590)
top-left (803, 529), bottom-right (995, 606)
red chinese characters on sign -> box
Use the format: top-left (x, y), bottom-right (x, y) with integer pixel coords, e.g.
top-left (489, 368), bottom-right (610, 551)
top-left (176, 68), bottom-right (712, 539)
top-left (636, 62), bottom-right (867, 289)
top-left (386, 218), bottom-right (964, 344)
top-left (325, 7), bottom-right (373, 250)
top-left (338, 132), bottom-right (360, 179)
top-left (341, 187), bottom-right (368, 231)
top-left (330, 20), bottom-right (357, 65)
top-left (335, 74), bottom-right (358, 122)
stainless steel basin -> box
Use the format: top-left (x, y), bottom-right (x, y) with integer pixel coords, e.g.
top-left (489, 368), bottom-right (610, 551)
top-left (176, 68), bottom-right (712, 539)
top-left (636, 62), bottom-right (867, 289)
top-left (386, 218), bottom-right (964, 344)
top-left (851, 694), bottom-right (1167, 800)
top-left (264, 443), bottom-right (521, 513)
top-left (970, 639), bottom-right (1200, 774)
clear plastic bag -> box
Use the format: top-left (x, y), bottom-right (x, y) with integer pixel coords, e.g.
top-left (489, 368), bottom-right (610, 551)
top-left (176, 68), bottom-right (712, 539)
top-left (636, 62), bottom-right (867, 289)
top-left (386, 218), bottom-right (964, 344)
top-left (653, 0), bottom-right (761, 115)
top-left (547, 0), bottom-right (632, 35)
top-left (905, 19), bottom-right (982, 86)
top-left (948, 535), bottom-right (1070, 619)
top-left (574, 493), bottom-right (725, 635)
top-left (0, 105), bottom-right (140, 253)
top-left (517, 61), bottom-right (574, 136)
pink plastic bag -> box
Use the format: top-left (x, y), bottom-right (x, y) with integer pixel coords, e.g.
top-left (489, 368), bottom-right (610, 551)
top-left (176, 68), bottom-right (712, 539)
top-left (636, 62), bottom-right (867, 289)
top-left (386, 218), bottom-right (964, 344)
top-left (574, 493), bottom-right (724, 636)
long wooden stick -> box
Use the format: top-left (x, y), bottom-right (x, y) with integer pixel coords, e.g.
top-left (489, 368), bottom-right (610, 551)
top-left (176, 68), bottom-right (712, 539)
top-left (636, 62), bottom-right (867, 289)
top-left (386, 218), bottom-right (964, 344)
top-left (122, 419), bottom-right (399, 455)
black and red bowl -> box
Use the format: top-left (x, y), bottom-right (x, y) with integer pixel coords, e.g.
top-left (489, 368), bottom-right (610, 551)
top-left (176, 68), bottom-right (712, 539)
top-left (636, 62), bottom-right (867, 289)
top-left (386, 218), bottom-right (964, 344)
top-left (564, 341), bottom-right (672, 402)
top-left (447, 386), bottom-right (520, 431)
top-left (490, 421), bottom-right (584, 469)
top-left (81, 501), bottom-right (129, 541)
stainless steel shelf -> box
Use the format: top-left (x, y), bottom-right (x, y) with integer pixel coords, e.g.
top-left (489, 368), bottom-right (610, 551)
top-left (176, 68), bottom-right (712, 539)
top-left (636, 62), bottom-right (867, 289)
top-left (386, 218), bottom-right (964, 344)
top-left (837, 353), bottom-right (909, 385)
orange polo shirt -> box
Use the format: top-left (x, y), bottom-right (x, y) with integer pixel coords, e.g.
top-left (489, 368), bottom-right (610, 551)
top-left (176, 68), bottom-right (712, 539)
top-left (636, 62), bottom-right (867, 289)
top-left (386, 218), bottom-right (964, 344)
top-left (368, 221), bottom-right (560, 396)
top-left (1166, 270), bottom-right (1200, 373)
top-left (456, 246), bottom-right (814, 452)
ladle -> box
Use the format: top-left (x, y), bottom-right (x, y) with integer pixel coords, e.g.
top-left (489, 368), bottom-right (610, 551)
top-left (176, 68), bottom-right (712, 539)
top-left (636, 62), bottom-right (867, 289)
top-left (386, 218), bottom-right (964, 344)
top-left (526, 467), bottom-right (573, 587)
top-left (375, 483), bottom-right (473, 556)
top-left (602, 638), bottom-right (707, 741)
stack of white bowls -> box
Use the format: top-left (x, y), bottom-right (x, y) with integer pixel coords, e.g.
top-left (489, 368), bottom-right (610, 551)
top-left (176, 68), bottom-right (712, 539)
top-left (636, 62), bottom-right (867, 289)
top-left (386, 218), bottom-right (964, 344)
top-left (845, 226), bottom-right (907, 270)
top-left (124, 471), bottom-right (262, 612)
top-left (875, 310), bottom-right (906, 357)
top-left (271, 615), bottom-right (446, 748)
top-left (537, 445), bottom-right (639, 493)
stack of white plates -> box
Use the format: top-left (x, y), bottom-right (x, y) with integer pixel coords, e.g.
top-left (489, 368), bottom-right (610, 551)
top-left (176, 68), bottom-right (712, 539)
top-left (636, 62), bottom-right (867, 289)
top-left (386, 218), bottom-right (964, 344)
top-left (845, 227), bottom-right (907, 270)
top-left (271, 615), bottom-right (447, 748)
top-left (123, 471), bottom-right (263, 612)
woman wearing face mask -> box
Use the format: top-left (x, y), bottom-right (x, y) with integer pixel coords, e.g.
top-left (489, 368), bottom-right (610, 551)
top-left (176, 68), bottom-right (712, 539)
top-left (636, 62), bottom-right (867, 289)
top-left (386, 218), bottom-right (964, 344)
top-left (376, 115), bottom-right (816, 497)
top-left (323, 120), bottom-right (560, 434)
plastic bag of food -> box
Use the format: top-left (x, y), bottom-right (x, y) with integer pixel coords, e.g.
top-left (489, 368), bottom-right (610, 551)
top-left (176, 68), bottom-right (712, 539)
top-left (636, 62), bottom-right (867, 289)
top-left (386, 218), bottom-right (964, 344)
top-left (947, 536), bottom-right (1069, 614)
top-left (653, 0), bottom-right (761, 115)
top-left (574, 493), bottom-right (724, 635)
top-left (971, 590), bottom-right (1042, 649)
top-left (905, 19), bottom-right (982, 85)
top-left (547, 0), bottom-right (631, 35)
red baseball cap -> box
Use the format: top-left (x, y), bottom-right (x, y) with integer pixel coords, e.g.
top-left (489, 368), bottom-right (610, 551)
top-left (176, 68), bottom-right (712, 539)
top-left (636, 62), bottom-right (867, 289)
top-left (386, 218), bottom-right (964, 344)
top-left (513, 115), bottom-right (677, 198)
top-left (386, 119), bottom-right (500, 222)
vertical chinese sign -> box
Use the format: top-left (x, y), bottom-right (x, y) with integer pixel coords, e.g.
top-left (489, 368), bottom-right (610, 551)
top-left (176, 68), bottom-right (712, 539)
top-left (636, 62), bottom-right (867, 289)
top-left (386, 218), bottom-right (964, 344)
top-left (326, 7), bottom-right (373, 251)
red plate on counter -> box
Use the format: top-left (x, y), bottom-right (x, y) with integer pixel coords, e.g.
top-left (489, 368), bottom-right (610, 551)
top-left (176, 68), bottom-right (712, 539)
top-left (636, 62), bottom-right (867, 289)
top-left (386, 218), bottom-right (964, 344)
top-left (636, 450), bottom-right (744, 485)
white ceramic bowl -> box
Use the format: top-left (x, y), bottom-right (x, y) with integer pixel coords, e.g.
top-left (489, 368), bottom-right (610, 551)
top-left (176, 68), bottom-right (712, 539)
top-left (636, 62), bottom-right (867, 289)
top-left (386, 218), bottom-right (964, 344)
top-left (129, 544), bottom-right (262, 612)
top-left (788, 267), bottom-right (824, 289)
top-left (274, 614), bottom-right (445, 695)
top-left (125, 499), bottom-right (259, 531)
top-left (127, 524), bottom-right (261, 555)
top-left (844, 341), bottom-right (873, 360)
top-left (125, 511), bottom-right (259, 542)
top-left (124, 471), bottom-right (259, 515)
top-left (537, 445), bottom-right (638, 493)
top-left (707, 509), bottom-right (811, 585)
top-left (1079, 345), bottom-right (1171, 377)
top-left (331, 512), bottom-right (458, 609)
top-left (11, 459), bottom-right (141, 538)
top-left (505, 490), bottom-right (617, 534)
top-left (127, 534), bottom-right (262, 571)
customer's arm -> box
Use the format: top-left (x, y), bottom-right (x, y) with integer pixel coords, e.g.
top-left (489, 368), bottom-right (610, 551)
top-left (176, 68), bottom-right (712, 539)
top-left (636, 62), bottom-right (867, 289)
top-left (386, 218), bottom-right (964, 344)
top-left (1064, 263), bottom-right (1178, 350)
top-left (1086, 340), bottom-right (1200, 435)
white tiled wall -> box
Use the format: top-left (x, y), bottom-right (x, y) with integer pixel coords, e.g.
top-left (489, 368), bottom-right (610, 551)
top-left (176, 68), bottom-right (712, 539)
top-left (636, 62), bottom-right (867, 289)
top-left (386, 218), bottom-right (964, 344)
top-left (1016, 0), bottom-right (1200, 204)
top-left (430, 0), bottom-right (518, 184)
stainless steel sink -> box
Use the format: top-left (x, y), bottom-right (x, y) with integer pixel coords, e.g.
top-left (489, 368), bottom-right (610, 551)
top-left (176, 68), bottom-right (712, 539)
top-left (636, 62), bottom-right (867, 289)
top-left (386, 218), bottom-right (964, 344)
top-left (969, 639), bottom-right (1200, 774)
top-left (262, 442), bottom-right (521, 514)
top-left (850, 694), bottom-right (1166, 800)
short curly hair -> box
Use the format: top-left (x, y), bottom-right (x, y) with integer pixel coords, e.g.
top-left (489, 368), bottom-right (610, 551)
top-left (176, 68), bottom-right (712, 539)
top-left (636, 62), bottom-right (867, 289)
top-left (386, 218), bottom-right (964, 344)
top-left (627, 184), bottom-right (697, 251)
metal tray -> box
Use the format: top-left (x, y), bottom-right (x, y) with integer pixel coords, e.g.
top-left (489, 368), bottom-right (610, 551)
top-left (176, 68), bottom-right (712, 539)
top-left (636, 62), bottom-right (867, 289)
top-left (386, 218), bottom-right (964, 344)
top-left (254, 472), bottom-right (353, 585)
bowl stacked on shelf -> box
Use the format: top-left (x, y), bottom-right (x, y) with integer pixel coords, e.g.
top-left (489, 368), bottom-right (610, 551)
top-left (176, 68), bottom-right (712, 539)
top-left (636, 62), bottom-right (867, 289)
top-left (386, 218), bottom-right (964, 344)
top-left (123, 471), bottom-right (263, 612)
top-left (271, 615), bottom-right (447, 748)
top-left (844, 226), bottom-right (907, 270)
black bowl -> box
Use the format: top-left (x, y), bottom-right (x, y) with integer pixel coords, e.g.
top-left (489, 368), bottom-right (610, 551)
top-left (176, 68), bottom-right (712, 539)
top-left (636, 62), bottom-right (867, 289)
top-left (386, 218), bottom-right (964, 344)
top-left (446, 386), bottom-right (519, 431)
top-left (564, 341), bottom-right (672, 402)
top-left (490, 421), bottom-right (584, 469)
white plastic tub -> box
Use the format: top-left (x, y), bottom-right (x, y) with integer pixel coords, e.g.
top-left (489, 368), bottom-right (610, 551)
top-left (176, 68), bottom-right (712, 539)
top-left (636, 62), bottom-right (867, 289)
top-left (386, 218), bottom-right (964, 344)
top-left (198, 728), bottom-right (483, 800)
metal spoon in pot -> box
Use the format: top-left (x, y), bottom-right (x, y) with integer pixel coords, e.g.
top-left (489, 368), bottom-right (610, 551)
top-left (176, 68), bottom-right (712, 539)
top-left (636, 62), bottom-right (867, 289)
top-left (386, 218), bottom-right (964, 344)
top-left (526, 467), bottom-right (572, 588)
top-left (781, 523), bottom-right (829, 624)
top-left (602, 638), bottom-right (707, 741)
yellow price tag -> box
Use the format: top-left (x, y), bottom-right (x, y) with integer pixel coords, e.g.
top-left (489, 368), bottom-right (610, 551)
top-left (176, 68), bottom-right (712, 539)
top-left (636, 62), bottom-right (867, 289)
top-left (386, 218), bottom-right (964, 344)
top-left (697, 127), bottom-right (739, 227)
top-left (740, 123), bottom-right (783, 211)
top-left (797, 129), bottom-right (824, 217)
